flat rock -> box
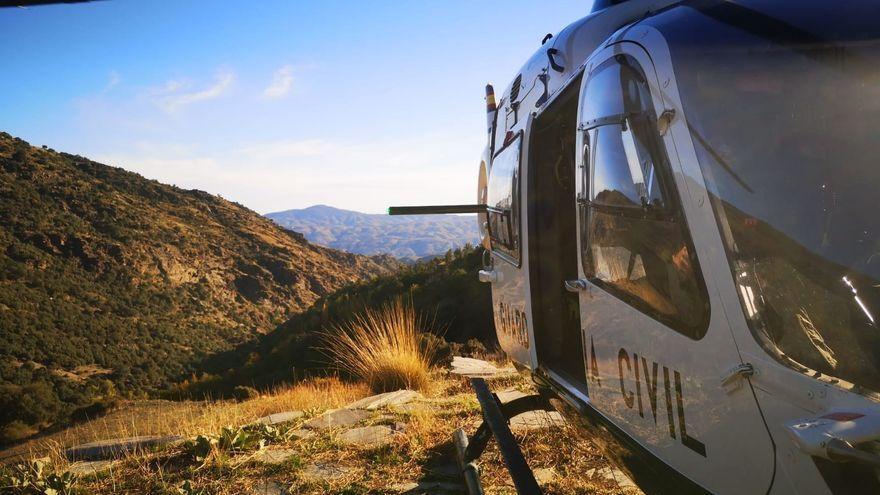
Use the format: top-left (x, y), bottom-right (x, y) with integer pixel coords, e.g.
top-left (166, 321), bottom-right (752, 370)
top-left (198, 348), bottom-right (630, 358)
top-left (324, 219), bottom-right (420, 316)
top-left (508, 410), bottom-right (566, 433)
top-left (288, 429), bottom-right (315, 440)
top-left (346, 390), bottom-right (422, 411)
top-left (392, 481), bottom-right (465, 494)
top-left (299, 463), bottom-right (355, 483)
top-left (67, 460), bottom-right (119, 477)
top-left (601, 467), bottom-right (641, 492)
top-left (338, 425), bottom-right (397, 447)
top-left (449, 357), bottom-right (516, 379)
top-left (494, 389), bottom-right (529, 404)
top-left (252, 480), bottom-right (288, 495)
top-left (394, 402), bottom-right (432, 414)
top-left (255, 411), bottom-right (304, 425)
top-left (302, 408), bottom-right (371, 430)
top-left (253, 448), bottom-right (298, 465)
top-left (534, 467), bottom-right (558, 485)
top-left (65, 435), bottom-right (183, 461)
top-left (425, 463), bottom-right (459, 478)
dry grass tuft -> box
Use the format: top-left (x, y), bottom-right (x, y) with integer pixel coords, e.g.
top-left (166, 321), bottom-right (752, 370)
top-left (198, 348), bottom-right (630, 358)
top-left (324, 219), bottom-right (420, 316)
top-left (322, 298), bottom-right (437, 393)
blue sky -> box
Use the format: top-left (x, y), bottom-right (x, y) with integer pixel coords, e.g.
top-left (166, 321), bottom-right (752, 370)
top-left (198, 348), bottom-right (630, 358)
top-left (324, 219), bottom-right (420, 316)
top-left (1, 0), bottom-right (591, 213)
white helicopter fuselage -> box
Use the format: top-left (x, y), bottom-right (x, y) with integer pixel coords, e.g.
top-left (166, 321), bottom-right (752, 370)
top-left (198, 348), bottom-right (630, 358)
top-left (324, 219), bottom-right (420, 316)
top-left (478, 1), bottom-right (880, 493)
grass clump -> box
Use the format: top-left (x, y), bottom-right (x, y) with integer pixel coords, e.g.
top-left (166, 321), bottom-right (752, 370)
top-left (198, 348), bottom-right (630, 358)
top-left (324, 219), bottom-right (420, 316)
top-left (323, 298), bottom-right (437, 393)
top-left (0, 459), bottom-right (77, 494)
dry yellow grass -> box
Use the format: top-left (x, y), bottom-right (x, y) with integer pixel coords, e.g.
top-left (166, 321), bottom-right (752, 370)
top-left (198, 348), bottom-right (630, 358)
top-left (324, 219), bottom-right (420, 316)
top-left (65, 372), bottom-right (626, 494)
top-left (0, 377), bottom-right (369, 467)
top-left (3, 367), bottom-right (629, 494)
top-left (322, 298), bottom-right (438, 393)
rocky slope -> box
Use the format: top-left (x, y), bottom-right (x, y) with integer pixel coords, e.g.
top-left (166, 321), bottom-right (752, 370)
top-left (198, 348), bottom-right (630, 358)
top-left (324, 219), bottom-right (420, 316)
top-left (0, 133), bottom-right (396, 442)
top-left (265, 205), bottom-right (480, 260)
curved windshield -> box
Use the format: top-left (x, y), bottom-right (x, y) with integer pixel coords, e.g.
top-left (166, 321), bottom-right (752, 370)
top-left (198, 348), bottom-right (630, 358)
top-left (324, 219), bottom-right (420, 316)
top-left (654, 3), bottom-right (880, 394)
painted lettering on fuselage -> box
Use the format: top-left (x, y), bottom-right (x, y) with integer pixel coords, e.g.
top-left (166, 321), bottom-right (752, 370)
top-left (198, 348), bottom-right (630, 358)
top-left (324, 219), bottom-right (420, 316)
top-left (495, 301), bottom-right (529, 349)
top-left (591, 345), bottom-right (707, 457)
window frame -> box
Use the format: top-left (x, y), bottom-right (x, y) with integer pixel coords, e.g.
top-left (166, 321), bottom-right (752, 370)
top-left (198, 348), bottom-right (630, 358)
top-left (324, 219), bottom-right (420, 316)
top-left (487, 131), bottom-right (523, 266)
top-left (578, 53), bottom-right (711, 340)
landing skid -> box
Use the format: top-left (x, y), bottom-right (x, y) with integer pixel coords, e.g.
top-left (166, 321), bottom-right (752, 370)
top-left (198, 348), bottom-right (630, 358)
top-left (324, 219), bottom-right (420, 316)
top-left (452, 377), bottom-right (555, 495)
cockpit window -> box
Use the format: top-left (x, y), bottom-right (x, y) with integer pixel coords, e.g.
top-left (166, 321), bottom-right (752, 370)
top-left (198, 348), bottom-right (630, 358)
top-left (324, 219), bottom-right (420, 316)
top-left (487, 134), bottom-right (521, 263)
top-left (653, 4), bottom-right (880, 393)
top-left (579, 55), bottom-right (709, 339)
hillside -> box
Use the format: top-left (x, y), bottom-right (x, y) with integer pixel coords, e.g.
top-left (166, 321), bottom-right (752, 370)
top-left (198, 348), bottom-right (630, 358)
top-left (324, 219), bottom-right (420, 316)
top-left (0, 133), bottom-right (396, 443)
top-left (266, 205), bottom-right (480, 260)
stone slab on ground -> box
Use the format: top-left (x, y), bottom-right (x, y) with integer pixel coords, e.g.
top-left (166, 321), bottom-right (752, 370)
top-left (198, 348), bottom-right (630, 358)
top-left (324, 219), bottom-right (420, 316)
top-left (393, 402), bottom-right (432, 414)
top-left (508, 410), bottom-right (566, 433)
top-left (288, 429), bottom-right (315, 440)
top-left (299, 463), bottom-right (355, 483)
top-left (252, 480), bottom-right (288, 495)
top-left (64, 435), bottom-right (183, 461)
top-left (601, 467), bottom-right (641, 492)
top-left (302, 408), bottom-right (371, 430)
top-left (254, 411), bottom-right (304, 425)
top-left (449, 356), bottom-right (516, 379)
top-left (345, 390), bottom-right (422, 411)
top-left (424, 463), bottom-right (459, 478)
top-left (337, 425), bottom-right (398, 447)
top-left (67, 460), bottom-right (119, 477)
top-left (494, 389), bottom-right (529, 404)
top-left (392, 480), bottom-right (465, 494)
top-left (253, 448), bottom-right (298, 465)
top-left (534, 467), bottom-right (558, 485)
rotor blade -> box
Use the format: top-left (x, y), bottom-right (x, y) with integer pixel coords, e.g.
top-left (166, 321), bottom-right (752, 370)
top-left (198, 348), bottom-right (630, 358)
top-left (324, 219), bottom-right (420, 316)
top-left (388, 204), bottom-right (486, 215)
top-left (1, 0), bottom-right (98, 7)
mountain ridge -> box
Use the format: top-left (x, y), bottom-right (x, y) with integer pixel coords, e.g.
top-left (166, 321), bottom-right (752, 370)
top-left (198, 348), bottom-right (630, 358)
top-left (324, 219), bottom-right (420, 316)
top-left (266, 204), bottom-right (480, 260)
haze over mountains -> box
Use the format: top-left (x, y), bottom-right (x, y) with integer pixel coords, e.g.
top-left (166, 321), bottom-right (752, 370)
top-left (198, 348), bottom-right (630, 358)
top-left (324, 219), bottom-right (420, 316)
top-left (266, 205), bottom-right (480, 260)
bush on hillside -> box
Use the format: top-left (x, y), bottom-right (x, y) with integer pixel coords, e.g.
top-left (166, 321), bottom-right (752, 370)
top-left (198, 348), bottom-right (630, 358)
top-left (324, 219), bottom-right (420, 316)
top-left (231, 386), bottom-right (260, 402)
top-left (0, 421), bottom-right (36, 445)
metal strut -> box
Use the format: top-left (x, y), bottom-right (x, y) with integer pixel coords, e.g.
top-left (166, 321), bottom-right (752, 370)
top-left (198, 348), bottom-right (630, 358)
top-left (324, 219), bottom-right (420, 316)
top-left (452, 377), bottom-right (553, 495)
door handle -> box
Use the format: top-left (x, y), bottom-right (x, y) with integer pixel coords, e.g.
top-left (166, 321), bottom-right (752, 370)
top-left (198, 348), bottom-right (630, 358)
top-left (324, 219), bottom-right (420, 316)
top-left (564, 279), bottom-right (589, 292)
top-left (478, 269), bottom-right (499, 283)
top-left (547, 48), bottom-right (565, 72)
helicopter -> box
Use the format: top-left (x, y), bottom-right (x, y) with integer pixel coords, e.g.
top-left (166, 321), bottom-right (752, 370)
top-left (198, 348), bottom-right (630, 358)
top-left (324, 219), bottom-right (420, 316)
top-left (391, 0), bottom-right (880, 493)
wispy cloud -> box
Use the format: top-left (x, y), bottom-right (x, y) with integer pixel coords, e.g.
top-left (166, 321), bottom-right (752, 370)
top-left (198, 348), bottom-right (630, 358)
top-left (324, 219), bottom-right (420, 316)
top-left (103, 70), bottom-right (121, 92)
top-left (94, 132), bottom-right (481, 214)
top-left (235, 139), bottom-right (331, 159)
top-left (150, 69), bottom-right (235, 113)
top-left (262, 65), bottom-right (294, 100)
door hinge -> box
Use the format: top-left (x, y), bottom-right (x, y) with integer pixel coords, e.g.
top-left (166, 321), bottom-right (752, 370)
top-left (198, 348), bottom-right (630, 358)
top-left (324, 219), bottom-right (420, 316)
top-left (721, 363), bottom-right (755, 394)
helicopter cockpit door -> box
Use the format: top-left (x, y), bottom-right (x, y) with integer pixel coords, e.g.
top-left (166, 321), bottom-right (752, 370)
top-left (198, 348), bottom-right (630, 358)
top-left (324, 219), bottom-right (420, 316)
top-left (484, 117), bottom-right (534, 368)
top-left (571, 41), bottom-right (775, 493)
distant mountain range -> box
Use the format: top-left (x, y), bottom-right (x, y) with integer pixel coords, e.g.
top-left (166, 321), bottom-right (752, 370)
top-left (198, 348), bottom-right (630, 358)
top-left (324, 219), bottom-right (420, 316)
top-left (265, 205), bottom-right (480, 260)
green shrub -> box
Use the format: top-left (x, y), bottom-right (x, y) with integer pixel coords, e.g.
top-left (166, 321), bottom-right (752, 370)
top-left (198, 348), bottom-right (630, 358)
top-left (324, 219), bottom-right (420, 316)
top-left (231, 385), bottom-right (259, 401)
top-left (462, 338), bottom-right (488, 358)
top-left (0, 420), bottom-right (35, 444)
top-left (0, 459), bottom-right (77, 495)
